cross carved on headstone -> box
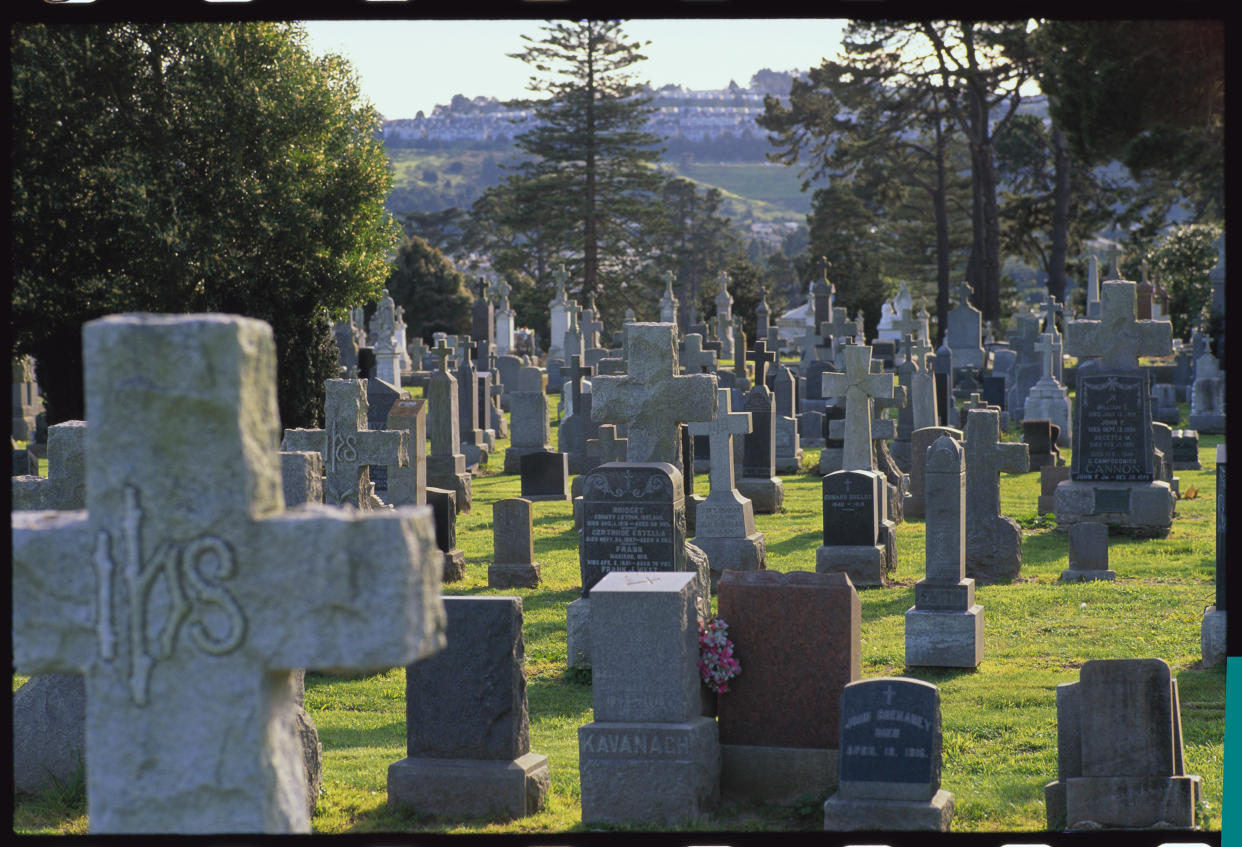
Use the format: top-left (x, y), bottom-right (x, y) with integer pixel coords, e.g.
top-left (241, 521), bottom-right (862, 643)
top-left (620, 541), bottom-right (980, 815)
top-left (591, 323), bottom-right (717, 465)
top-left (1063, 281), bottom-right (1172, 370)
top-left (747, 339), bottom-right (777, 387)
top-left (688, 387), bottom-right (752, 497)
top-left (821, 345), bottom-right (895, 471)
top-left (683, 332), bottom-right (718, 373)
top-left (12, 314), bottom-right (444, 833)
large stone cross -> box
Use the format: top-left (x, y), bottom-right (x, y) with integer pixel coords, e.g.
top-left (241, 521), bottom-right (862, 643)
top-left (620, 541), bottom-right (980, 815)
top-left (12, 315), bottom-right (445, 833)
top-left (963, 407), bottom-right (1028, 519)
top-left (683, 332), bottom-right (718, 373)
top-left (688, 386), bottom-right (752, 498)
top-left (552, 264), bottom-right (569, 302)
top-left (1064, 280), bottom-right (1172, 370)
top-left (591, 323), bottom-right (717, 464)
top-left (747, 339), bottom-right (777, 387)
top-left (587, 424), bottom-right (628, 465)
top-left (822, 344), bottom-right (895, 471)
top-left (910, 336), bottom-right (934, 373)
top-left (282, 380), bottom-right (408, 507)
top-left (955, 280), bottom-right (974, 308)
top-left (559, 355), bottom-right (593, 420)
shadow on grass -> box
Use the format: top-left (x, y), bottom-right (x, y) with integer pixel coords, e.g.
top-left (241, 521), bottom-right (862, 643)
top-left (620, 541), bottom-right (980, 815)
top-left (902, 665), bottom-right (981, 684)
top-left (316, 720), bottom-right (406, 750)
top-left (859, 585), bottom-right (916, 621)
top-left (764, 530), bottom-right (823, 556)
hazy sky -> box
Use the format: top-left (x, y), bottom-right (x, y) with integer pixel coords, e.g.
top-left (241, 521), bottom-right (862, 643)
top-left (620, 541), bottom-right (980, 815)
top-left (301, 19), bottom-right (848, 120)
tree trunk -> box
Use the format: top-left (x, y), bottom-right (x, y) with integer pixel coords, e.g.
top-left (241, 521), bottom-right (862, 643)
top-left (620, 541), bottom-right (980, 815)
top-left (933, 112), bottom-right (952, 346)
top-left (583, 34), bottom-right (598, 300)
top-left (979, 140), bottom-right (1002, 323)
top-left (1048, 125), bottom-right (1072, 305)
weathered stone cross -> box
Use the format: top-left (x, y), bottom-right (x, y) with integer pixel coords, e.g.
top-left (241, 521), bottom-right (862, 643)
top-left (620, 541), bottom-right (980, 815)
top-left (592, 323), bottom-right (717, 464)
top-left (1064, 280), bottom-right (1172, 370)
top-left (821, 344), bottom-right (895, 471)
top-left (683, 332), bottom-right (718, 373)
top-left (559, 355), bottom-right (593, 421)
top-left (891, 307), bottom-right (922, 342)
top-left (688, 386), bottom-right (752, 498)
top-left (587, 424), bottom-right (628, 465)
top-left (955, 280), bottom-right (974, 308)
top-left (910, 335), bottom-right (934, 373)
top-left (282, 380), bottom-right (408, 507)
top-left (963, 406), bottom-right (1028, 520)
top-left (12, 314), bottom-right (445, 833)
top-left (1039, 293), bottom-right (1063, 341)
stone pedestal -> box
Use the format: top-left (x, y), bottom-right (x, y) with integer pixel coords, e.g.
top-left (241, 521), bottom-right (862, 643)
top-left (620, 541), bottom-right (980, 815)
top-left (1188, 411), bottom-right (1226, 434)
top-left (1045, 775), bottom-right (1201, 830)
top-left (388, 754), bottom-right (549, 819)
top-left (1053, 480), bottom-right (1174, 537)
top-left (488, 562), bottom-right (540, 589)
top-left (692, 534), bottom-right (766, 591)
top-left (427, 455), bottom-right (472, 514)
top-left (578, 717), bottom-right (720, 825)
top-left (1201, 606), bottom-right (1226, 669)
top-left (823, 788), bottom-right (955, 832)
top-left (815, 529), bottom-right (894, 587)
top-left (904, 605), bottom-right (984, 668)
top-left (736, 475), bottom-right (784, 513)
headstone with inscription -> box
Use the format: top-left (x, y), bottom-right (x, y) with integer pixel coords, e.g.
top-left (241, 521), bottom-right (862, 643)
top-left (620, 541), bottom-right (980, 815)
top-left (578, 571), bottom-right (720, 825)
top-left (906, 436), bottom-right (983, 668)
top-left (823, 678), bottom-right (954, 831)
top-left (1044, 659), bottom-right (1201, 830)
top-left (505, 366), bottom-right (553, 472)
top-left (11, 313), bottom-right (445, 833)
top-left (389, 597), bottom-right (549, 819)
top-left (1059, 521), bottom-right (1114, 582)
top-left (717, 570), bottom-right (860, 803)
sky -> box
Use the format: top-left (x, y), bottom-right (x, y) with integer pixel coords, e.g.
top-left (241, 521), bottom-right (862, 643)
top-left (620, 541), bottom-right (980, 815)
top-left (300, 19), bottom-right (849, 120)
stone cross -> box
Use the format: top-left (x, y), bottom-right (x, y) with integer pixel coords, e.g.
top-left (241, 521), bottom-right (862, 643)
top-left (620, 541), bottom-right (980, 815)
top-left (826, 307), bottom-right (857, 364)
top-left (756, 285), bottom-right (772, 339)
top-left (683, 332), bottom-right (718, 373)
top-left (891, 308), bottom-right (922, 343)
top-left (583, 309), bottom-right (605, 350)
top-left (964, 407), bottom-right (1028, 520)
top-left (430, 339), bottom-right (453, 374)
top-left (688, 387), bottom-right (752, 496)
top-left (588, 424), bottom-right (628, 465)
top-left (552, 265), bottom-right (569, 301)
top-left (1039, 294), bottom-right (1063, 342)
top-left (822, 345), bottom-right (896, 472)
top-left (1064, 280), bottom-right (1171, 370)
top-left (1035, 332), bottom-right (1057, 381)
top-left (747, 339), bottom-right (777, 387)
top-left (559, 355), bottom-right (594, 421)
top-left (1085, 255), bottom-right (1100, 317)
top-left (282, 380), bottom-right (408, 508)
top-left (12, 314), bottom-right (444, 833)
top-left (732, 323), bottom-right (749, 379)
top-left (956, 280), bottom-right (974, 307)
top-left (911, 336), bottom-right (934, 373)
top-left (592, 323), bottom-right (717, 464)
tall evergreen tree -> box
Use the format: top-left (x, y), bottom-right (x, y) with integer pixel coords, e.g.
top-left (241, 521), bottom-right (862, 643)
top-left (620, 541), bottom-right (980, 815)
top-left (499, 19), bottom-right (667, 327)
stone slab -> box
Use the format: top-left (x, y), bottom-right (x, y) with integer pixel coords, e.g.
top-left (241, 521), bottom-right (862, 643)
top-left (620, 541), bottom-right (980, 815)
top-left (578, 717), bottom-right (720, 826)
top-left (736, 475), bottom-right (784, 513)
top-left (1054, 480), bottom-right (1174, 537)
top-left (904, 605), bottom-right (984, 668)
top-left (566, 597), bottom-right (591, 669)
top-left (387, 752), bottom-right (549, 820)
top-left (720, 744), bottom-right (839, 804)
top-left (691, 533), bottom-right (766, 591)
top-left (1064, 775), bottom-right (1200, 830)
top-left (823, 788), bottom-right (955, 832)
top-left (488, 562), bottom-right (541, 589)
top-left (815, 543), bottom-right (889, 587)
top-left (1201, 607), bottom-right (1226, 668)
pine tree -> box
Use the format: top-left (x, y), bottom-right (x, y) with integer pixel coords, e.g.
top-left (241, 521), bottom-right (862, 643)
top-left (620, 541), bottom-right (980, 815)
top-left (500, 20), bottom-right (667, 327)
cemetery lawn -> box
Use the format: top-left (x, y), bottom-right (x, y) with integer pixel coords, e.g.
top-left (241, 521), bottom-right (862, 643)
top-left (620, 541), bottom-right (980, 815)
top-left (13, 392), bottom-right (1224, 835)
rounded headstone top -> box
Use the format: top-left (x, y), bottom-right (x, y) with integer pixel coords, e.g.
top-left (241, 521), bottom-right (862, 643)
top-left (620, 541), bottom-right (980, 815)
top-left (926, 434), bottom-right (964, 473)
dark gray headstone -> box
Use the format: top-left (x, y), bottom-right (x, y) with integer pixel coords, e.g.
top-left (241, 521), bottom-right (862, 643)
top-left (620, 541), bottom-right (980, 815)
top-left (426, 486), bottom-right (458, 556)
top-left (981, 375), bottom-right (1006, 410)
top-left (579, 462), bottom-right (685, 596)
top-left (822, 469), bottom-right (881, 547)
top-left (1072, 371), bottom-right (1153, 482)
top-left (519, 451), bottom-right (570, 501)
top-left (366, 378), bottom-right (403, 491)
top-left (837, 677), bottom-right (941, 801)
top-left (741, 387), bottom-right (775, 479)
top-left (405, 597), bottom-right (530, 760)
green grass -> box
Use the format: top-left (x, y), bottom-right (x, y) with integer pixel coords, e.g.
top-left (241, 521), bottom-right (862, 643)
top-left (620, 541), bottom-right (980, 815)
top-left (13, 389), bottom-right (1225, 834)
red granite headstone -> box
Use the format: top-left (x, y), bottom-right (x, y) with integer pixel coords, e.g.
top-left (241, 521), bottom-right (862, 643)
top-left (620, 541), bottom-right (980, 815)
top-left (716, 569), bottom-right (861, 748)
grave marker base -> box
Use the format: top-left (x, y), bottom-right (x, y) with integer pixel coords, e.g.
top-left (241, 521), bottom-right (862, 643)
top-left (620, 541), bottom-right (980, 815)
top-left (1059, 568), bottom-right (1117, 583)
top-left (815, 542), bottom-right (891, 587)
top-left (1053, 775), bottom-right (1201, 830)
top-left (1201, 606), bottom-right (1226, 668)
top-left (720, 744), bottom-right (838, 805)
top-left (578, 717), bottom-right (720, 826)
top-left (1054, 480), bottom-right (1174, 537)
top-left (387, 753), bottom-right (550, 820)
top-left (1187, 412), bottom-right (1225, 434)
top-left (736, 476), bottom-right (784, 513)
top-left (691, 534), bottom-right (766, 592)
top-left (822, 788), bottom-right (955, 831)
top-left (904, 606), bottom-right (984, 668)
top-left (488, 562), bottom-right (541, 589)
